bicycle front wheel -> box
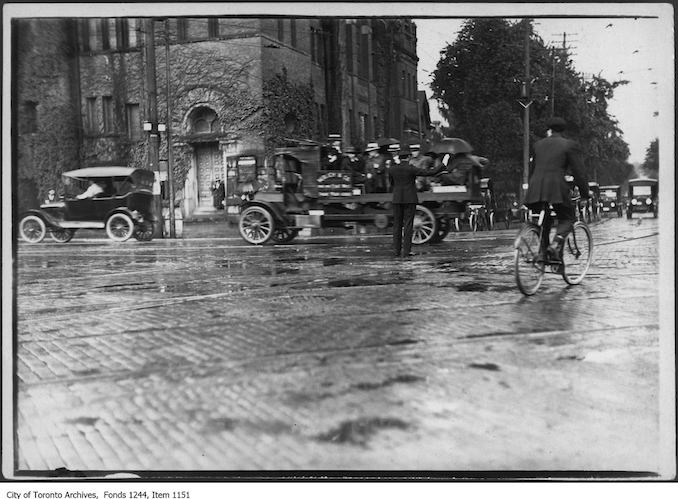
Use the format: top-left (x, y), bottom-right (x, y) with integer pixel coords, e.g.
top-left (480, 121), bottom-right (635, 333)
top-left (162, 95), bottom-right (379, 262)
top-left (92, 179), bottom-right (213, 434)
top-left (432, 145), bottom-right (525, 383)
top-left (562, 221), bottom-right (593, 285)
top-left (514, 224), bottom-right (545, 295)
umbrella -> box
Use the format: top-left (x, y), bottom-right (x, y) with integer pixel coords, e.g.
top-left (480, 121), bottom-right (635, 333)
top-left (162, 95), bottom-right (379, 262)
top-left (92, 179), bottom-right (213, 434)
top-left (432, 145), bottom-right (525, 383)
top-left (377, 137), bottom-right (399, 147)
top-left (429, 138), bottom-right (473, 155)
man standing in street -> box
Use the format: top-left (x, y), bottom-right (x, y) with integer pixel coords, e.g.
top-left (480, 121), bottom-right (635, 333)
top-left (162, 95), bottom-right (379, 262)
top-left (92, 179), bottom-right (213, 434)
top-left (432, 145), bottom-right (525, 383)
top-left (389, 144), bottom-right (443, 258)
top-left (524, 117), bottom-right (589, 259)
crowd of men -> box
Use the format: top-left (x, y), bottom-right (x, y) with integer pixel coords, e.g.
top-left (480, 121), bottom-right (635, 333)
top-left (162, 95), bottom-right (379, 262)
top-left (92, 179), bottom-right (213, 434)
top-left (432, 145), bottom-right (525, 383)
top-left (320, 136), bottom-right (479, 194)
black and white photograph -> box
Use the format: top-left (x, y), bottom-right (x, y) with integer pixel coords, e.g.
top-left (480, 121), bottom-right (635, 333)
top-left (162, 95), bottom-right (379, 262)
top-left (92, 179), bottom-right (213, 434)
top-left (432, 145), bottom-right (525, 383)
top-left (2, 1), bottom-right (675, 487)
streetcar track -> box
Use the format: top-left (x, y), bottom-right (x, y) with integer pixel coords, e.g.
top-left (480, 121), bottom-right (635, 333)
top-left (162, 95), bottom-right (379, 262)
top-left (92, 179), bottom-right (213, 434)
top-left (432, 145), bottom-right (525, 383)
top-left (16, 284), bottom-right (658, 337)
top-left (16, 322), bottom-right (658, 388)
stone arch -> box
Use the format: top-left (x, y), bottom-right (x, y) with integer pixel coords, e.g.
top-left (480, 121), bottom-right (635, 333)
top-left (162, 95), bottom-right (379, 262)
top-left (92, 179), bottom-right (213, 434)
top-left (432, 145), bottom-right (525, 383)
top-left (183, 103), bottom-right (219, 136)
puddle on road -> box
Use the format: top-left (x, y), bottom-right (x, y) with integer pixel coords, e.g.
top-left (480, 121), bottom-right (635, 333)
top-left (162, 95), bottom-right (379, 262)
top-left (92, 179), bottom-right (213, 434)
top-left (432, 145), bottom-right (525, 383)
top-left (66, 416), bottom-right (100, 426)
top-left (204, 417), bottom-right (293, 435)
top-left (353, 374), bottom-right (424, 391)
top-left (315, 417), bottom-right (410, 447)
top-left (468, 362), bottom-right (501, 371)
top-left (322, 257), bottom-right (348, 267)
top-left (457, 282), bottom-right (489, 292)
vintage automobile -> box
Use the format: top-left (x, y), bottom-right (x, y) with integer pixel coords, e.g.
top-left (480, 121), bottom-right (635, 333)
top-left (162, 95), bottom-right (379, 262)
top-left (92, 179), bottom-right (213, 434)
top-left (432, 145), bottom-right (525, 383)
top-left (235, 139), bottom-right (484, 245)
top-left (626, 178), bottom-right (658, 218)
top-left (599, 185), bottom-right (623, 217)
top-left (18, 166), bottom-right (158, 243)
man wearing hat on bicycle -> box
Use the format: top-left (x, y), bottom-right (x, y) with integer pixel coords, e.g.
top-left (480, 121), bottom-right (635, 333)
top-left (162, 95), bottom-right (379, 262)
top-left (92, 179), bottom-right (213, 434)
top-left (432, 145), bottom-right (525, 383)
top-left (524, 117), bottom-right (589, 260)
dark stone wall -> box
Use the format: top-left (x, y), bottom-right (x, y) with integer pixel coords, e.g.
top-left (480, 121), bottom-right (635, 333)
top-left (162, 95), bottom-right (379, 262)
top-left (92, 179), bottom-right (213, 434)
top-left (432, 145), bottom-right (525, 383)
top-left (14, 18), bottom-right (81, 210)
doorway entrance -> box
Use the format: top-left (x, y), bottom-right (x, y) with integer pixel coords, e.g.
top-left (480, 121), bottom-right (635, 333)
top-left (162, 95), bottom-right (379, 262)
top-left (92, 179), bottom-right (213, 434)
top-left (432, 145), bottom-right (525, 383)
top-left (195, 142), bottom-right (222, 208)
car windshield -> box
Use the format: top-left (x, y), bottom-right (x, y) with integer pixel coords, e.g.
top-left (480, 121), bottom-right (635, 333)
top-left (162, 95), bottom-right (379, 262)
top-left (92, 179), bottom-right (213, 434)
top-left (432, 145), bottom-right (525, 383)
top-left (632, 185), bottom-right (652, 196)
top-left (602, 189), bottom-right (618, 198)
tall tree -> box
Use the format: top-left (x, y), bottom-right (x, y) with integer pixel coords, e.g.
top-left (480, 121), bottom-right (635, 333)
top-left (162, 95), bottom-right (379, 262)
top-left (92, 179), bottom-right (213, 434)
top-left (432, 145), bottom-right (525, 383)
top-left (430, 18), bottom-right (632, 194)
top-left (641, 139), bottom-right (658, 179)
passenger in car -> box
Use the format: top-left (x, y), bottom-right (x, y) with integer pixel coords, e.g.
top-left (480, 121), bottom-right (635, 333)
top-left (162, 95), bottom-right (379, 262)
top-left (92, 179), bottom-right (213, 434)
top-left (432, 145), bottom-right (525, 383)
top-left (76, 180), bottom-right (105, 199)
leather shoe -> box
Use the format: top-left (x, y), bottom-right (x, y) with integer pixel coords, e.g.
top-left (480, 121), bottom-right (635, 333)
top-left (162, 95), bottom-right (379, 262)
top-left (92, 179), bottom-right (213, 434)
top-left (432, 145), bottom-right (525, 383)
top-left (402, 252), bottom-right (415, 258)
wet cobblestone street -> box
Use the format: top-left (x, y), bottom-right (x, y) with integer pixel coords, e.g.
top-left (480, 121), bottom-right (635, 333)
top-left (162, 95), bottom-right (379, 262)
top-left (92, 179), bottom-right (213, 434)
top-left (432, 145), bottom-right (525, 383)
top-left (10, 216), bottom-right (669, 475)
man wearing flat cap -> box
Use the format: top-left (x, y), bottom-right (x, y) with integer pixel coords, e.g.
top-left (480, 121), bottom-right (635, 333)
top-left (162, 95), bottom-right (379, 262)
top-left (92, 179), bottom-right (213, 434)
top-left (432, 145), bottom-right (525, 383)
top-left (389, 144), bottom-right (443, 258)
top-left (524, 117), bottom-right (589, 260)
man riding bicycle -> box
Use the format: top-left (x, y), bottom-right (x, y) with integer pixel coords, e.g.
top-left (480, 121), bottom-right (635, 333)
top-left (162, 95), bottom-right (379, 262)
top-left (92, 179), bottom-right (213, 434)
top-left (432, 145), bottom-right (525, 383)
top-left (524, 117), bottom-right (589, 260)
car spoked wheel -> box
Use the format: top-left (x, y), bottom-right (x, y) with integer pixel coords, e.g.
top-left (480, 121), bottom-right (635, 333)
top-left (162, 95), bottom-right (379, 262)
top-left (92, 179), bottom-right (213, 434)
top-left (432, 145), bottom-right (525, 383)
top-left (272, 228), bottom-right (299, 244)
top-left (411, 205), bottom-right (436, 245)
top-left (239, 206), bottom-right (274, 244)
top-left (49, 228), bottom-right (75, 243)
top-left (19, 215), bottom-right (47, 243)
top-left (431, 215), bottom-right (451, 243)
top-left (133, 222), bottom-right (154, 241)
top-left (105, 213), bottom-right (135, 242)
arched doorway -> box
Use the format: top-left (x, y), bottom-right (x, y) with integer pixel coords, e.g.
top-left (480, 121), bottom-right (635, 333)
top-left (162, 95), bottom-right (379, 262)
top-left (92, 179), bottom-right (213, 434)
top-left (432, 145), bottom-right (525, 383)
top-left (188, 106), bottom-right (222, 208)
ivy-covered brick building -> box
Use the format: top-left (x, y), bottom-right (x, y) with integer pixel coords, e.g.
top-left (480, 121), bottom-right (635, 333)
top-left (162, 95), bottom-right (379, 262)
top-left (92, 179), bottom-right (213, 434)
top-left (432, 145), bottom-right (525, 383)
top-left (13, 17), bottom-right (427, 216)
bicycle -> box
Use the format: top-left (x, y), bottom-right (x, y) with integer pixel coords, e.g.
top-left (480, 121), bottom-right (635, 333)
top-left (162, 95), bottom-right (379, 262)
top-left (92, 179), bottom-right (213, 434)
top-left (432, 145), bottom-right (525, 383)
top-left (513, 198), bottom-right (593, 295)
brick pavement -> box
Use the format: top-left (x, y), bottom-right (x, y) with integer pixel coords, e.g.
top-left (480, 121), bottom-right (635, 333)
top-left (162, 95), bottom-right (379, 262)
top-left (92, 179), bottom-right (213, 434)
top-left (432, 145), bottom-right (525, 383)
top-left (9, 216), bottom-right (669, 475)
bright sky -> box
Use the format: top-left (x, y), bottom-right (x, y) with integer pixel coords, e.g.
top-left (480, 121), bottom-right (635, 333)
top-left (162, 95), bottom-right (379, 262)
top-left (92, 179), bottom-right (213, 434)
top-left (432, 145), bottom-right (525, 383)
top-left (415, 11), bottom-right (672, 164)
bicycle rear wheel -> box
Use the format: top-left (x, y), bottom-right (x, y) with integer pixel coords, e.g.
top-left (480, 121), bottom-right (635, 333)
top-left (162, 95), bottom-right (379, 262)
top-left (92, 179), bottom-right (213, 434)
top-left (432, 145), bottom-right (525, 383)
top-left (514, 224), bottom-right (544, 295)
top-left (562, 221), bottom-right (593, 285)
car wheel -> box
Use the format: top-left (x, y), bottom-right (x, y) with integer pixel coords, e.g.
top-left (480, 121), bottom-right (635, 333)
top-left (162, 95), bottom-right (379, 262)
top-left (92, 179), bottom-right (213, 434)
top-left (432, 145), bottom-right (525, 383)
top-left (133, 222), bottom-right (154, 241)
top-left (49, 228), bottom-right (75, 243)
top-left (105, 213), bottom-right (135, 242)
top-left (272, 228), bottom-right (299, 244)
top-left (239, 206), bottom-right (274, 244)
top-left (411, 205), bottom-right (437, 245)
top-left (19, 215), bottom-right (47, 243)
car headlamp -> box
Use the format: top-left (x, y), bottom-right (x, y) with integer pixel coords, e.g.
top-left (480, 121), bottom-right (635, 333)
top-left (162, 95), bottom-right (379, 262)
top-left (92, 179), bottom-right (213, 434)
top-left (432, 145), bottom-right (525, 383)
top-left (610, 202), bottom-right (615, 207)
top-left (631, 198), bottom-right (638, 205)
top-left (645, 198), bottom-right (652, 205)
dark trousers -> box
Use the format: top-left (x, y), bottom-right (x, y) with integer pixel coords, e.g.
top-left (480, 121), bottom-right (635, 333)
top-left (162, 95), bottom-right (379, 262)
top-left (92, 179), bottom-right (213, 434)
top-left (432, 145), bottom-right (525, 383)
top-left (392, 203), bottom-right (416, 256)
top-left (528, 202), bottom-right (575, 251)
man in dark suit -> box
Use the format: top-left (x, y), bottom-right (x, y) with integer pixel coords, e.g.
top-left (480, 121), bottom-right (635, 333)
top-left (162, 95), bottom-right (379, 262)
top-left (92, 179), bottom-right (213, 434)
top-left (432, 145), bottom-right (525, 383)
top-left (524, 117), bottom-right (589, 259)
top-left (389, 144), bottom-right (443, 258)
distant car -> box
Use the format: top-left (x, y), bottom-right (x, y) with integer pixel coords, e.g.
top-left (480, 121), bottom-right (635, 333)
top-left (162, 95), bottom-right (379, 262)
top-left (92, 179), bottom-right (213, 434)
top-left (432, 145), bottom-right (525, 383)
top-left (19, 167), bottom-right (158, 243)
top-left (626, 178), bottom-right (658, 219)
top-left (599, 185), bottom-right (623, 217)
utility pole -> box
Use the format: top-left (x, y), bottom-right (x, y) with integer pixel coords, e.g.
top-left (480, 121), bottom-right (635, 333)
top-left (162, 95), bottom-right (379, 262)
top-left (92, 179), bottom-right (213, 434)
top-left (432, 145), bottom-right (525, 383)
top-left (143, 18), bottom-right (163, 237)
top-left (164, 18), bottom-right (176, 238)
top-left (520, 19), bottom-right (532, 200)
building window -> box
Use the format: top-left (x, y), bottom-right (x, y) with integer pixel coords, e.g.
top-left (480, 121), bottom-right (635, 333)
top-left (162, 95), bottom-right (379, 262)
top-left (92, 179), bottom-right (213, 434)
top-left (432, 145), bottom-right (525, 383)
top-left (80, 19), bottom-right (90, 52)
top-left (290, 19), bottom-right (297, 47)
top-left (402, 70), bottom-right (406, 96)
top-left (316, 29), bottom-right (325, 66)
top-left (116, 19), bottom-right (129, 50)
top-left (345, 24), bottom-right (353, 75)
top-left (23, 101), bottom-right (38, 134)
top-left (102, 96), bottom-right (114, 133)
top-left (310, 28), bottom-right (316, 62)
top-left (359, 113), bottom-right (367, 143)
top-left (373, 116), bottom-right (378, 139)
top-left (320, 104), bottom-right (327, 137)
top-left (190, 107), bottom-right (218, 134)
top-left (88, 19), bottom-right (98, 52)
top-left (359, 33), bottom-right (369, 79)
top-left (125, 103), bottom-right (140, 140)
top-left (208, 18), bottom-right (219, 38)
top-left (86, 97), bottom-right (97, 134)
top-left (277, 19), bottom-right (284, 41)
top-left (177, 18), bottom-right (188, 42)
top-left (100, 19), bottom-right (110, 50)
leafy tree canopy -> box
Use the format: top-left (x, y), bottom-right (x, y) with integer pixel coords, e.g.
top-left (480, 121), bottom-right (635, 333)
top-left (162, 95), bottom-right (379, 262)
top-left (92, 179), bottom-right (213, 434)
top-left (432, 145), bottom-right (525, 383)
top-left (641, 139), bottom-right (658, 179)
top-left (430, 18), bottom-right (632, 194)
